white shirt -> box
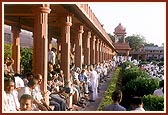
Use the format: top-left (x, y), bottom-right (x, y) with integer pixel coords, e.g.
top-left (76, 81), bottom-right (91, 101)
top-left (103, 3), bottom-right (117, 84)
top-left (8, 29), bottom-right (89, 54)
top-left (18, 86), bottom-right (31, 100)
top-left (134, 107), bottom-right (145, 111)
top-left (48, 51), bottom-right (56, 65)
top-left (153, 88), bottom-right (164, 96)
top-left (6, 90), bottom-right (20, 111)
top-left (33, 85), bottom-right (43, 103)
top-left (3, 91), bottom-right (10, 111)
top-left (15, 76), bottom-right (25, 89)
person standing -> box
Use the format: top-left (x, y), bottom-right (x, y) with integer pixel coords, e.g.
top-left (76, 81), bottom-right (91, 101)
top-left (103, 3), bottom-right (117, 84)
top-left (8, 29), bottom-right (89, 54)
top-left (102, 90), bottom-right (126, 111)
top-left (89, 65), bottom-right (98, 102)
top-left (48, 47), bottom-right (56, 65)
top-left (131, 96), bottom-right (145, 111)
top-left (153, 80), bottom-right (164, 96)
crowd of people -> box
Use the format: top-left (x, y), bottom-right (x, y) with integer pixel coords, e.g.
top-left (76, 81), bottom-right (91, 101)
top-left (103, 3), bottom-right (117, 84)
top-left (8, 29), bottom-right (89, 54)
top-left (3, 54), bottom-right (115, 111)
top-left (3, 53), bottom-right (164, 111)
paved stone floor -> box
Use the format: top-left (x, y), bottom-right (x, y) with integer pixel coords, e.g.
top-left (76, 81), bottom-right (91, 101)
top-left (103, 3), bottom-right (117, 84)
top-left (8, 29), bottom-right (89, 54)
top-left (71, 70), bottom-right (114, 111)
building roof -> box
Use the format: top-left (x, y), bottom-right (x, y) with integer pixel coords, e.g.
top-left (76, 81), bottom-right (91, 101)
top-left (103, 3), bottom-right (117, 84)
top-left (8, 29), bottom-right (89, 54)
top-left (114, 23), bottom-right (126, 34)
top-left (113, 42), bottom-right (131, 50)
top-left (144, 46), bottom-right (164, 50)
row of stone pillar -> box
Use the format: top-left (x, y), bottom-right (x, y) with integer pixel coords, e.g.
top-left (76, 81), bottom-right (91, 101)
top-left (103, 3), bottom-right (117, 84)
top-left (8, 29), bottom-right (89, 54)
top-left (49, 28), bottom-right (113, 70)
top-left (11, 22), bottom-right (113, 82)
top-left (8, 4), bottom-right (115, 108)
top-left (9, 5), bottom-right (114, 106)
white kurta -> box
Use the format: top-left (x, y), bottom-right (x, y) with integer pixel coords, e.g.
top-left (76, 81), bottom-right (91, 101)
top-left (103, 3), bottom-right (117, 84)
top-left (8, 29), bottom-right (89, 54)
top-left (48, 51), bottom-right (56, 65)
top-left (90, 70), bottom-right (98, 100)
top-left (6, 90), bottom-right (20, 111)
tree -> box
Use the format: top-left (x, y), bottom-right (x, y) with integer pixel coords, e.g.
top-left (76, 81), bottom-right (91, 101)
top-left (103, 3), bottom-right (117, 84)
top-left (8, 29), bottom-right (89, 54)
top-left (20, 47), bottom-right (32, 75)
top-left (4, 43), bottom-right (33, 75)
top-left (4, 43), bottom-right (12, 58)
top-left (125, 34), bottom-right (146, 51)
top-left (144, 42), bottom-right (158, 47)
top-left (108, 33), bottom-right (115, 42)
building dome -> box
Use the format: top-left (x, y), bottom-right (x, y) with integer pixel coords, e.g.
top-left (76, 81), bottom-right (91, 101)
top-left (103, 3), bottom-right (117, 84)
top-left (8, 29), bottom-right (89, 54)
top-left (114, 23), bottom-right (126, 34)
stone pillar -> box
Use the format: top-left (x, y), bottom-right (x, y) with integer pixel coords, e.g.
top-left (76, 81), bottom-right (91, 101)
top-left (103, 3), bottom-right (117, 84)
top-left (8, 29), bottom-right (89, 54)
top-left (60, 14), bottom-right (72, 82)
top-left (109, 48), bottom-right (111, 60)
top-left (126, 50), bottom-right (129, 57)
top-left (99, 40), bottom-right (102, 63)
top-left (32, 5), bottom-right (51, 96)
top-left (107, 46), bottom-right (109, 61)
top-left (84, 31), bottom-right (91, 66)
top-left (106, 46), bottom-right (108, 61)
top-left (95, 38), bottom-right (99, 64)
top-left (108, 48), bottom-right (110, 61)
top-left (104, 43), bottom-right (106, 61)
top-left (90, 35), bottom-right (96, 65)
top-left (123, 34), bottom-right (126, 43)
top-left (105, 44), bottom-right (107, 61)
top-left (114, 34), bottom-right (117, 43)
top-left (11, 26), bottom-right (21, 74)
top-left (75, 25), bottom-right (84, 69)
top-left (60, 14), bottom-right (72, 109)
top-left (102, 43), bottom-right (104, 62)
top-left (70, 42), bottom-right (75, 65)
top-left (103, 43), bottom-right (106, 61)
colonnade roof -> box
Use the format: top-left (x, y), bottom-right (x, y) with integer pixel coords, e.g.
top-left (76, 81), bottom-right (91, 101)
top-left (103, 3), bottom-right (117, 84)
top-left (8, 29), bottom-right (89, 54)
top-left (4, 3), bottom-right (116, 50)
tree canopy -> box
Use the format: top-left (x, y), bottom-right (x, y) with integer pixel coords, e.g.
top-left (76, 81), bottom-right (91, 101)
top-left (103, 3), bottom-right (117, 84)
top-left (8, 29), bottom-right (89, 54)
top-left (125, 34), bottom-right (146, 51)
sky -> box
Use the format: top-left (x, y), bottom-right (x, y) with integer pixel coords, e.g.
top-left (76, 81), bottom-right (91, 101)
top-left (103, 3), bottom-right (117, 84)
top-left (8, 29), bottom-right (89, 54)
top-left (88, 2), bottom-right (166, 46)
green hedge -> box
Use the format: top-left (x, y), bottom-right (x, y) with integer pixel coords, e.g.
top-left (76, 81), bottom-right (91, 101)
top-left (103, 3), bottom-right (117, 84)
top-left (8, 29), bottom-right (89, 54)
top-left (122, 67), bottom-right (149, 86)
top-left (142, 94), bottom-right (164, 111)
top-left (98, 67), bottom-right (121, 111)
top-left (121, 61), bottom-right (135, 73)
top-left (121, 77), bottom-right (159, 109)
top-left (122, 77), bottom-right (159, 97)
top-left (120, 62), bottom-right (163, 111)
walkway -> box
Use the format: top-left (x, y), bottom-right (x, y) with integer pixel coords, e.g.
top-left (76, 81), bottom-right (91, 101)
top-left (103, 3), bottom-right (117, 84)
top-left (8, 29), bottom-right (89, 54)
top-left (72, 70), bottom-right (114, 111)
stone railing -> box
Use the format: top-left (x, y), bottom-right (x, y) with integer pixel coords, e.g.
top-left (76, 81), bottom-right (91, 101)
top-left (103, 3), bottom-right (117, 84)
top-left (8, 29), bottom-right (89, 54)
top-left (76, 4), bottom-right (114, 48)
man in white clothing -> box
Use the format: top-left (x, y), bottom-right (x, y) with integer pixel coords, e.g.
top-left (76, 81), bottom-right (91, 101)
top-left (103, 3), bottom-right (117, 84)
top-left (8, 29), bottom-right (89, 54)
top-left (131, 97), bottom-right (145, 111)
top-left (4, 79), bottom-right (20, 111)
top-left (48, 47), bottom-right (56, 65)
top-left (89, 65), bottom-right (98, 102)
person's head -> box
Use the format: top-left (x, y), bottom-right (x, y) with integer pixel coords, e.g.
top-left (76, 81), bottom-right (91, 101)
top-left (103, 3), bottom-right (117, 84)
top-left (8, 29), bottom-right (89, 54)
top-left (4, 79), bottom-right (15, 93)
top-left (26, 72), bottom-right (34, 81)
top-left (51, 71), bottom-right (58, 80)
top-left (20, 94), bottom-right (33, 111)
top-left (112, 90), bottom-right (122, 103)
top-left (81, 69), bottom-right (85, 73)
top-left (4, 57), bottom-right (9, 64)
top-left (47, 76), bottom-right (54, 85)
top-left (34, 74), bottom-right (43, 85)
top-left (75, 67), bottom-right (81, 73)
top-left (51, 47), bottom-right (56, 52)
top-left (6, 57), bottom-right (14, 66)
top-left (48, 62), bottom-right (53, 71)
top-left (131, 96), bottom-right (143, 110)
top-left (90, 65), bottom-right (94, 71)
top-left (27, 80), bottom-right (38, 89)
top-left (60, 70), bottom-right (64, 75)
